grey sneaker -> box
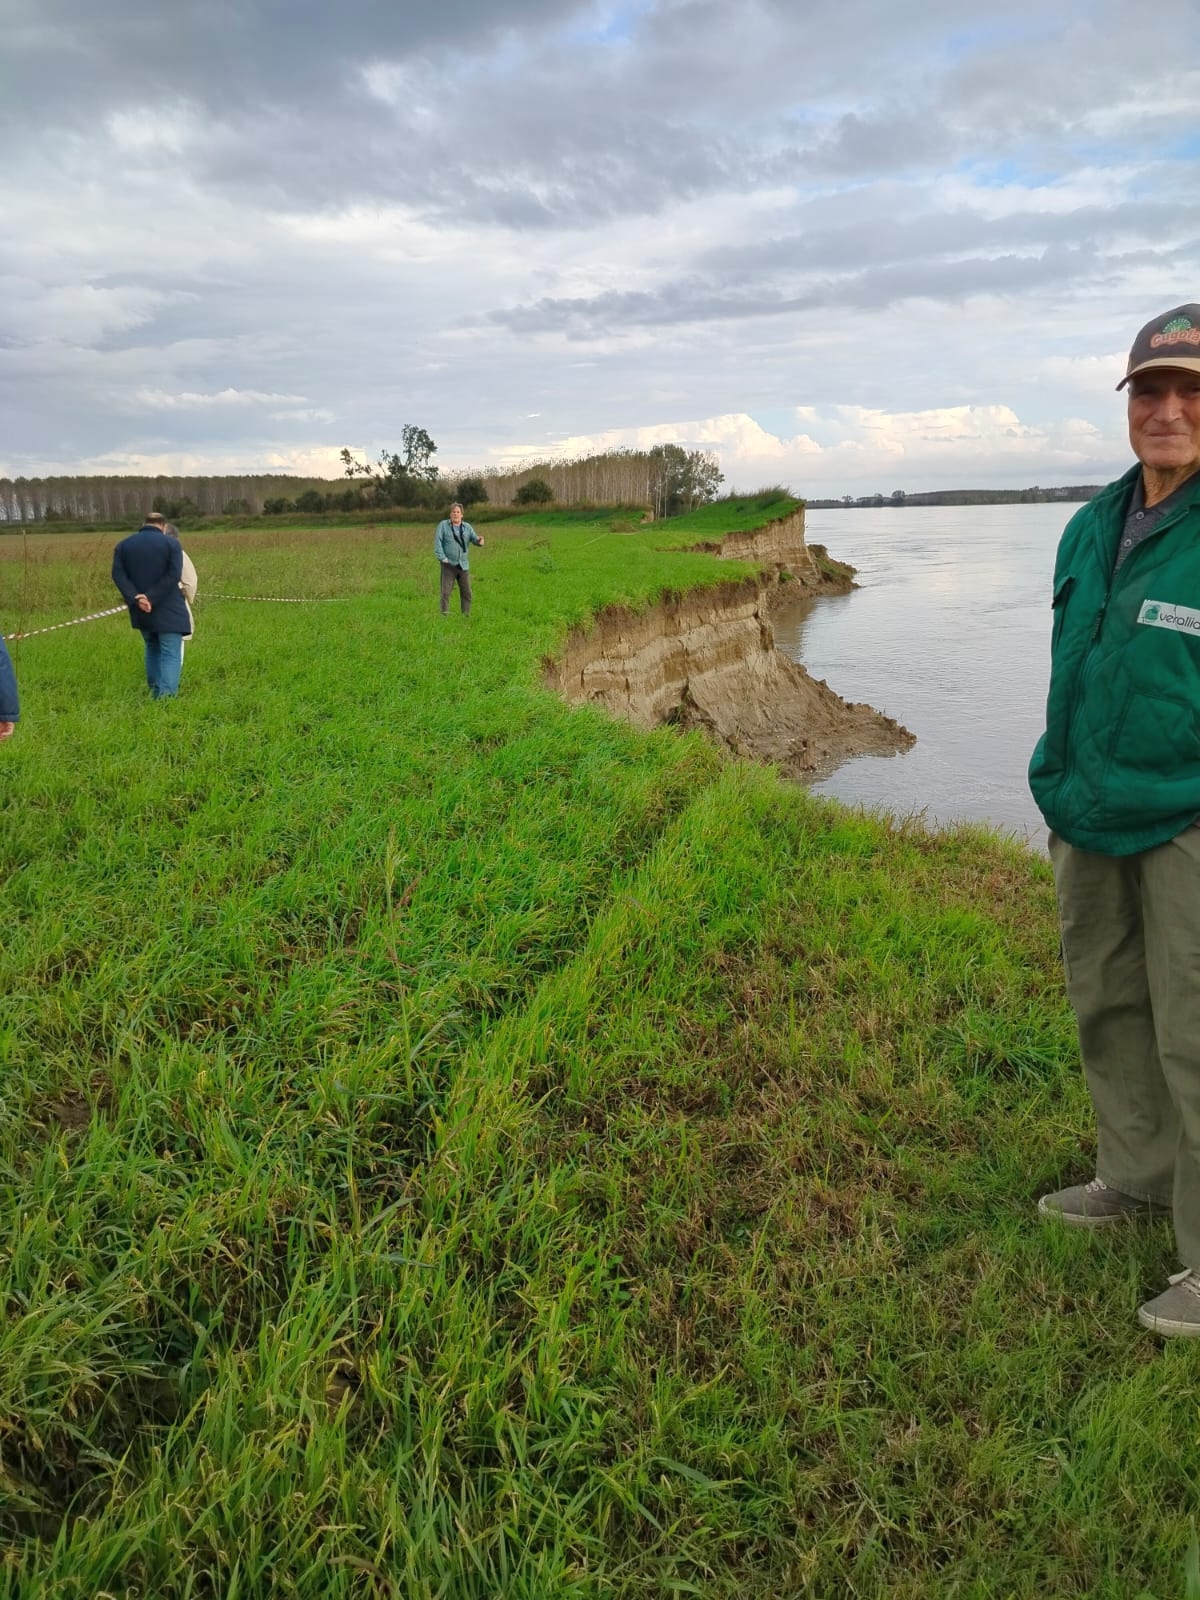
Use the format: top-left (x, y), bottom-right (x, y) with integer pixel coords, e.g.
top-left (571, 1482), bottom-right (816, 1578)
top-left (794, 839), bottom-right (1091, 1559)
top-left (1138, 1269), bottom-right (1200, 1338)
top-left (1037, 1177), bottom-right (1166, 1228)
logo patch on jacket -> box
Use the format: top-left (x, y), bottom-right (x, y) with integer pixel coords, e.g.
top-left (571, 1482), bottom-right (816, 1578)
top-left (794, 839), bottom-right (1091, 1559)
top-left (1138, 599), bottom-right (1200, 635)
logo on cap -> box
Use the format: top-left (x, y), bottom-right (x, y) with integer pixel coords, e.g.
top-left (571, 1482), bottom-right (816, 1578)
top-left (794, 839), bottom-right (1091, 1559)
top-left (1150, 316), bottom-right (1200, 350)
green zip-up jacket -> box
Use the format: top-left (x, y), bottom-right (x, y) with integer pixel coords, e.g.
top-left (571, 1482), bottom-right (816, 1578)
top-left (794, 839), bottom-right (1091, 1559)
top-left (1029, 464), bottom-right (1200, 856)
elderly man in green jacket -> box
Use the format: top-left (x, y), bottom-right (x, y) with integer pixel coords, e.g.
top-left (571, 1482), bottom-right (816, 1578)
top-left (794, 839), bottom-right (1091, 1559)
top-left (1030, 303), bottom-right (1200, 1337)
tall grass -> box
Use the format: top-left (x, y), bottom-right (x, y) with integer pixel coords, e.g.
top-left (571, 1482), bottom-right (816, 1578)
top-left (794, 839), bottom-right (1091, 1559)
top-left (1, 513), bottom-right (1195, 1598)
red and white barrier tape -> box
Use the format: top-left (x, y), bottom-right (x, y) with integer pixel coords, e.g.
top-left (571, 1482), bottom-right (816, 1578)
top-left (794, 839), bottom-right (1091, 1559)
top-left (202, 592), bottom-right (346, 604)
top-left (4, 605), bottom-right (126, 641)
top-left (4, 593), bottom-right (345, 641)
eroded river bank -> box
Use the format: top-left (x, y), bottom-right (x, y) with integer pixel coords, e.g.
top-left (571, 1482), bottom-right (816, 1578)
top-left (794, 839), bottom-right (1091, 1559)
top-left (544, 509), bottom-right (914, 782)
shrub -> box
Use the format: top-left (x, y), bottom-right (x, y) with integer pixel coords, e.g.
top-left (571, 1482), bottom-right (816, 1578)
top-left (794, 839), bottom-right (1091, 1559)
top-left (161, 497), bottom-right (200, 520)
top-left (514, 478), bottom-right (554, 506)
top-left (456, 477), bottom-right (488, 507)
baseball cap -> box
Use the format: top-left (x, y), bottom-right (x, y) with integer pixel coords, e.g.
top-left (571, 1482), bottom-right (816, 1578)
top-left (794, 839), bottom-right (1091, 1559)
top-left (1117, 303), bottom-right (1200, 390)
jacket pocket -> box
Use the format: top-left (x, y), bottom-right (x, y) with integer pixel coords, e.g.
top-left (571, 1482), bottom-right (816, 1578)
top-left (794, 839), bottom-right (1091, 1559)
top-left (1093, 690), bottom-right (1200, 827)
top-left (1051, 576), bottom-right (1074, 651)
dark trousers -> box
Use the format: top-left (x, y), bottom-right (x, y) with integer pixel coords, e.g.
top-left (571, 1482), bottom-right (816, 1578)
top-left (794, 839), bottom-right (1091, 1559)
top-left (440, 562), bottom-right (472, 615)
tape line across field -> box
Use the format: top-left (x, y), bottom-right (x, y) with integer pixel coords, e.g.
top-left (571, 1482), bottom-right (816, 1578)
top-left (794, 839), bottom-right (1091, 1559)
top-left (4, 593), bottom-right (347, 641)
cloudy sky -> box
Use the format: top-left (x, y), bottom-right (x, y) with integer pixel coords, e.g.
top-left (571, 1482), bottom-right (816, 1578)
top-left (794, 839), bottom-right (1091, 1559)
top-left (3, 0), bottom-right (1198, 495)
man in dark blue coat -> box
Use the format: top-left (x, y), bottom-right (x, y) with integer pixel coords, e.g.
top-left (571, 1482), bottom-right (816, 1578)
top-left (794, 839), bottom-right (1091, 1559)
top-left (111, 511), bottom-right (193, 698)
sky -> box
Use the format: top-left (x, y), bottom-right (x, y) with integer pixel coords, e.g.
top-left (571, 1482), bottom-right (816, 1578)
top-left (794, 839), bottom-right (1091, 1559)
top-left (2, 0), bottom-right (1198, 496)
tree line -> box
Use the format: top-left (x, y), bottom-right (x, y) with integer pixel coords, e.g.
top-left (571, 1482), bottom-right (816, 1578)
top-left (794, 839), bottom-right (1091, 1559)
top-left (318, 437), bottom-right (723, 519)
top-left (0, 474), bottom-right (332, 525)
top-left (1, 431), bottom-right (725, 525)
top-left (478, 444), bottom-right (723, 517)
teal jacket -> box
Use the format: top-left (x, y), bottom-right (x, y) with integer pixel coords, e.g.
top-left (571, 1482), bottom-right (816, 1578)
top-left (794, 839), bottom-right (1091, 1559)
top-left (1029, 465), bottom-right (1200, 855)
top-left (434, 518), bottom-right (481, 569)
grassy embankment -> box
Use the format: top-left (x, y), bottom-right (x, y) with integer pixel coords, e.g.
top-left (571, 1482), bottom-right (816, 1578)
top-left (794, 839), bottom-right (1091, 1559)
top-left (1, 501), bottom-right (1196, 1598)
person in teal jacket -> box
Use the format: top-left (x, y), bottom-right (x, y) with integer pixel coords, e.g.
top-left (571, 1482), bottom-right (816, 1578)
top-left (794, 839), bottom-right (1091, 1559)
top-left (1030, 302), bottom-right (1200, 1337)
top-left (434, 502), bottom-right (484, 615)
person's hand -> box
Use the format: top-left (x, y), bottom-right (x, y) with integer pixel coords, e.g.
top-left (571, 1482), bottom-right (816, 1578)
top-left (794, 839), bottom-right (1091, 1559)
top-left (477, 536), bottom-right (485, 546)
top-left (135, 594), bottom-right (152, 613)
top-left (0, 721), bottom-right (15, 740)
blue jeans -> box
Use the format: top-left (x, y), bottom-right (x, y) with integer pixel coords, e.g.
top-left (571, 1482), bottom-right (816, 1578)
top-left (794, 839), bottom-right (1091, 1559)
top-left (143, 632), bottom-right (184, 698)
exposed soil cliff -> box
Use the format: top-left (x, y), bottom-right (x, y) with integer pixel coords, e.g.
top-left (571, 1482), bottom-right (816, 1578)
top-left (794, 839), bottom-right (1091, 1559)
top-left (693, 507), bottom-right (825, 581)
top-left (545, 507), bottom-right (913, 780)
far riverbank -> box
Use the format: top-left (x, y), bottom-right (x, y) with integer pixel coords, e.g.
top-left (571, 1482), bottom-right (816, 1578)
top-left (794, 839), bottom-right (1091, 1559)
top-left (806, 484), bottom-right (1100, 509)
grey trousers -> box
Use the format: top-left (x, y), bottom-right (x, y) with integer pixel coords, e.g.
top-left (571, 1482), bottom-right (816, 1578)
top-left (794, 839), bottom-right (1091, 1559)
top-left (440, 562), bottom-right (472, 615)
top-left (1050, 825), bottom-right (1200, 1264)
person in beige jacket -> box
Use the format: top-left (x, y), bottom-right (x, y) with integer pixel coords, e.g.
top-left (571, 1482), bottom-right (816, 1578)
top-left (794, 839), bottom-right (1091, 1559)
top-left (162, 519), bottom-right (198, 652)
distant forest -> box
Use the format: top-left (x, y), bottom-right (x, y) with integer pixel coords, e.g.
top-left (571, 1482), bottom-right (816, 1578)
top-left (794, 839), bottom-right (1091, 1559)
top-left (806, 485), bottom-right (1103, 508)
top-left (0, 444), bottom-right (725, 525)
top-left (0, 474), bottom-right (329, 525)
top-left (0, 463), bottom-right (1106, 527)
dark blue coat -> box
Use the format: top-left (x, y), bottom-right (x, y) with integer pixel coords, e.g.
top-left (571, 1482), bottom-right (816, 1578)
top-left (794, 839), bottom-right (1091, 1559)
top-left (112, 527), bottom-right (192, 635)
top-left (0, 636), bottom-right (17, 722)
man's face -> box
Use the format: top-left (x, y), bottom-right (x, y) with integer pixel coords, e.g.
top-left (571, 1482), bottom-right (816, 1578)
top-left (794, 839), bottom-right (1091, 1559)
top-left (1128, 368), bottom-right (1200, 476)
top-left (450, 507), bottom-right (463, 525)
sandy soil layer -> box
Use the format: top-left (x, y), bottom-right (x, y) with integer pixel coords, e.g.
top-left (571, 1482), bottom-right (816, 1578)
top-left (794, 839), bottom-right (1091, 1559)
top-left (544, 513), bottom-right (914, 781)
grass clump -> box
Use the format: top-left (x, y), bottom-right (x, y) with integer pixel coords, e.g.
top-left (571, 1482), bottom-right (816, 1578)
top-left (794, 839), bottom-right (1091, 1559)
top-left (0, 511), bottom-right (1195, 1598)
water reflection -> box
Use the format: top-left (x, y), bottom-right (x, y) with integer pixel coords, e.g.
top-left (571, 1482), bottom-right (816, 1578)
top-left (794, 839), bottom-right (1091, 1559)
top-left (774, 503), bottom-right (1069, 849)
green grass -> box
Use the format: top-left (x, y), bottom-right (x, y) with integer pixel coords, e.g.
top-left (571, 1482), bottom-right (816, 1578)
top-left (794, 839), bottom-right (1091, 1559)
top-left (659, 493), bottom-right (800, 539)
top-left (1, 509), bottom-right (1197, 1598)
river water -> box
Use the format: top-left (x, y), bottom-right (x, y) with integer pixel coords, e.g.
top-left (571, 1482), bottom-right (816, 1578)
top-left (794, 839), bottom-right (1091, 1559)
top-left (771, 502), bottom-right (1075, 849)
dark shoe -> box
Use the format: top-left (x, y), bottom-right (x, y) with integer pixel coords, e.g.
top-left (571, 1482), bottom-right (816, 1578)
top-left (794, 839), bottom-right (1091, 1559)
top-left (1138, 1270), bottom-right (1200, 1337)
top-left (1037, 1177), bottom-right (1166, 1228)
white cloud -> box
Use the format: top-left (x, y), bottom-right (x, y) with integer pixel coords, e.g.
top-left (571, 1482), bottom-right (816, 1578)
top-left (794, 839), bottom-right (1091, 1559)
top-left (268, 407), bottom-right (336, 423)
top-left (485, 403), bottom-right (1128, 494)
top-left (1038, 352), bottom-right (1129, 398)
top-left (258, 444), bottom-right (359, 477)
top-left (129, 387), bottom-right (309, 410)
top-left (3, 283), bottom-right (183, 345)
top-left (105, 107), bottom-right (199, 156)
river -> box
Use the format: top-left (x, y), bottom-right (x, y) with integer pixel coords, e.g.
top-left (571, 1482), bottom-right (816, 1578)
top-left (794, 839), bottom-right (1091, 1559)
top-left (770, 502), bottom-right (1075, 849)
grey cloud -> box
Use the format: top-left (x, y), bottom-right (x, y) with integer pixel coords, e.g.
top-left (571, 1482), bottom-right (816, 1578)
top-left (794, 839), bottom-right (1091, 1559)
top-left (0, 0), bottom-right (1149, 230)
top-left (936, 1), bottom-right (1200, 150)
top-left (187, 104), bottom-right (739, 226)
top-left (4, 0), bottom-right (1192, 240)
top-left (2, 0), bottom-right (589, 120)
top-left (804, 110), bottom-right (952, 177)
top-left (486, 246), bottom-right (1114, 338)
top-left (701, 200), bottom-right (1200, 278)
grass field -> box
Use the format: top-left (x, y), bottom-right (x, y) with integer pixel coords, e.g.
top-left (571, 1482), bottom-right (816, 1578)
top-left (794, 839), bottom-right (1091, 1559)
top-left (1, 503), bottom-right (1197, 1598)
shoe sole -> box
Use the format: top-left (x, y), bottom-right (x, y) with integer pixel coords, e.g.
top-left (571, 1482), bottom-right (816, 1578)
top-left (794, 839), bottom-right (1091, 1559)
top-left (1137, 1307), bottom-right (1200, 1337)
top-left (1037, 1196), bottom-right (1142, 1227)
